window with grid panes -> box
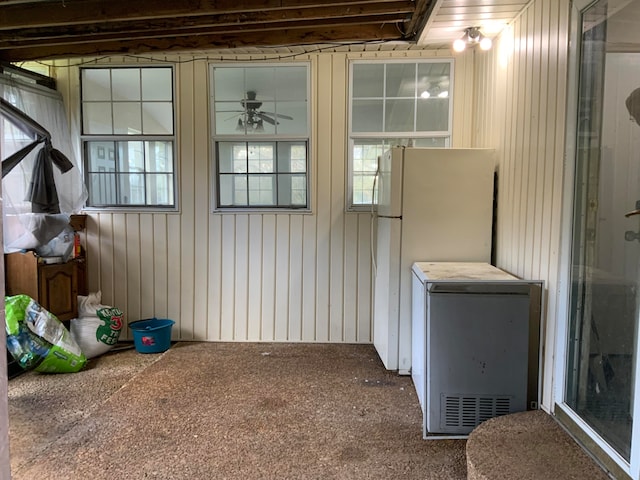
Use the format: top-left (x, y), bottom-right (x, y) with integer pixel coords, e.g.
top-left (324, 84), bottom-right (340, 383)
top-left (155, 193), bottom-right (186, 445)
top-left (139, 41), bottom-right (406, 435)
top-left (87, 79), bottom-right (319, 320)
top-left (210, 64), bottom-right (310, 209)
top-left (348, 60), bottom-right (453, 209)
top-left (80, 66), bottom-right (176, 208)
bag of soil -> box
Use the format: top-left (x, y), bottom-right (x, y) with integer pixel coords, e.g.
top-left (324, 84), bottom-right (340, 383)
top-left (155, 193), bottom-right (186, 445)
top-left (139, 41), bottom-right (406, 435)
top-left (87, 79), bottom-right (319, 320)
top-left (5, 294), bottom-right (86, 373)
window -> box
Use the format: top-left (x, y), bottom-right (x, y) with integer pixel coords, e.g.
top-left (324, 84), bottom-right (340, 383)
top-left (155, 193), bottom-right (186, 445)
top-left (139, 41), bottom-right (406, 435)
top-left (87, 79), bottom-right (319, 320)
top-left (348, 60), bottom-right (453, 209)
top-left (81, 67), bottom-right (175, 208)
top-left (210, 64), bottom-right (309, 209)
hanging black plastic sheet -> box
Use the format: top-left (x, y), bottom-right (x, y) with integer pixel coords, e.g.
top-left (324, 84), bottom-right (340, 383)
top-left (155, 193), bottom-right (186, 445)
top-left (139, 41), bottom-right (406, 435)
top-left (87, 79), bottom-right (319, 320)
top-left (0, 97), bottom-right (73, 213)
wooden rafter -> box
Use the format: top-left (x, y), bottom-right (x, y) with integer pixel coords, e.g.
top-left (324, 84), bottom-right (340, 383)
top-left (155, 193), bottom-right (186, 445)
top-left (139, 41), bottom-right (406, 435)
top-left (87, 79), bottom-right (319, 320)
top-left (0, 0), bottom-right (433, 61)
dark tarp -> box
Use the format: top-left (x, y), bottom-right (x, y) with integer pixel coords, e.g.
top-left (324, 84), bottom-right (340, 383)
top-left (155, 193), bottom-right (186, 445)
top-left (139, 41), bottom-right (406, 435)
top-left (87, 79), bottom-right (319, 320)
top-left (0, 97), bottom-right (73, 213)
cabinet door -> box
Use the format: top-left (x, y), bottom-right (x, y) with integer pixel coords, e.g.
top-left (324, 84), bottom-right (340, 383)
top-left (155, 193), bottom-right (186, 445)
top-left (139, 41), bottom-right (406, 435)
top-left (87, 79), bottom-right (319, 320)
top-left (38, 263), bottom-right (78, 321)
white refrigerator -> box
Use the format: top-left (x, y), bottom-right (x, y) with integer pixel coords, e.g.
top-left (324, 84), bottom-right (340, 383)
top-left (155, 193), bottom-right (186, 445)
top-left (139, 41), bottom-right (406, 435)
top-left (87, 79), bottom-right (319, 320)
top-left (373, 147), bottom-right (496, 374)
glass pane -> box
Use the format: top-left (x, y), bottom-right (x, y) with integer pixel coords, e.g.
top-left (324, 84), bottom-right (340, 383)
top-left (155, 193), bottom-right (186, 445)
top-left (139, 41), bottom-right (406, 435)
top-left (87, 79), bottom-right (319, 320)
top-left (213, 67), bottom-right (246, 101)
top-left (277, 142), bottom-right (307, 173)
top-left (86, 141), bottom-right (116, 171)
top-left (113, 102), bottom-right (141, 134)
top-left (248, 143), bottom-right (274, 172)
top-left (145, 141), bottom-right (173, 172)
top-left (118, 141), bottom-right (144, 172)
top-left (118, 173), bottom-right (145, 204)
top-left (146, 174), bottom-right (174, 205)
top-left (82, 69), bottom-right (111, 101)
top-left (142, 102), bottom-right (173, 134)
top-left (142, 68), bottom-right (172, 101)
top-left (218, 175), bottom-right (247, 206)
top-left (416, 98), bottom-right (450, 132)
top-left (245, 67), bottom-right (275, 102)
top-left (112, 69), bottom-right (140, 101)
top-left (273, 101), bottom-right (307, 135)
top-left (353, 64), bottom-right (384, 98)
top-left (278, 174), bottom-right (306, 206)
top-left (248, 175), bottom-right (275, 205)
top-left (418, 62), bottom-right (451, 100)
top-left (566, 0), bottom-right (637, 461)
top-left (215, 102), bottom-right (245, 135)
top-left (275, 66), bottom-right (307, 100)
top-left (217, 142), bottom-right (241, 173)
top-left (352, 99), bottom-right (383, 132)
top-left (88, 172), bottom-right (116, 205)
top-left (385, 99), bottom-right (414, 132)
top-left (83, 102), bottom-right (112, 134)
top-left (386, 64), bottom-right (416, 97)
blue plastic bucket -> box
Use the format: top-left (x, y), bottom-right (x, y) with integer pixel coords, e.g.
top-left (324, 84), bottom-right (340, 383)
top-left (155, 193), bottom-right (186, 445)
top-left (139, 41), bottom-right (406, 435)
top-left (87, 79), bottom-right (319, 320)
top-left (128, 318), bottom-right (175, 354)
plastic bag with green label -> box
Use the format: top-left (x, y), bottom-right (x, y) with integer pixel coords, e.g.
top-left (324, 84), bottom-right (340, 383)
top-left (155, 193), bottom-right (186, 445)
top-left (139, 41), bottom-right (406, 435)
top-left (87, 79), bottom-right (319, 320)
top-left (5, 294), bottom-right (87, 373)
top-left (70, 292), bottom-right (123, 359)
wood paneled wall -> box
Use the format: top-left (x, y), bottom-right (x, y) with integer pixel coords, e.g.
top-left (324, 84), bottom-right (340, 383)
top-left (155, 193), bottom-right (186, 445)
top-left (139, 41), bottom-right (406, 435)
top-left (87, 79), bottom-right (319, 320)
top-left (472, 0), bottom-right (571, 409)
top-left (54, 47), bottom-right (471, 344)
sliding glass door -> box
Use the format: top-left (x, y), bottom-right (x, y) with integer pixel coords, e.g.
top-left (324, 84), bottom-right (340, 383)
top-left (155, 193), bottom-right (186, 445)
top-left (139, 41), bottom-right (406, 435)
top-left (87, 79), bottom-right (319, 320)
top-left (565, 0), bottom-right (640, 471)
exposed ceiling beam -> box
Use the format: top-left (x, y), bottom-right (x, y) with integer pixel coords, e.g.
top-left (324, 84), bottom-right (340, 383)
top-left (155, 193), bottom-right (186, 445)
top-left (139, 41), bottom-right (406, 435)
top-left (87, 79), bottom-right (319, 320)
top-left (1, 23), bottom-right (404, 62)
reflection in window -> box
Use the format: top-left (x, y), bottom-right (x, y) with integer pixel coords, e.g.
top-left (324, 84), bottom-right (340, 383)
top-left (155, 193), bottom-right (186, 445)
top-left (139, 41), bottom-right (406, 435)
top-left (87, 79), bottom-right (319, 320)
top-left (348, 60), bottom-right (453, 208)
top-left (211, 64), bottom-right (309, 209)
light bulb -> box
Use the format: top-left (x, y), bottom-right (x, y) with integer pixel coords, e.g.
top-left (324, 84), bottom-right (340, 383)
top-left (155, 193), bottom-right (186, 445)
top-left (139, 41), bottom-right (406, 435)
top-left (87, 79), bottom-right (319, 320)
top-left (420, 90), bottom-right (430, 99)
top-left (480, 37), bottom-right (492, 50)
top-left (438, 91), bottom-right (449, 98)
top-left (453, 38), bottom-right (466, 52)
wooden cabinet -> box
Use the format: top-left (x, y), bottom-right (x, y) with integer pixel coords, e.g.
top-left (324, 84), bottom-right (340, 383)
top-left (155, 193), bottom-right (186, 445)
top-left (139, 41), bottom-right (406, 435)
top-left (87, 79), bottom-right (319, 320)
top-left (4, 214), bottom-right (88, 322)
top-left (5, 252), bottom-right (80, 321)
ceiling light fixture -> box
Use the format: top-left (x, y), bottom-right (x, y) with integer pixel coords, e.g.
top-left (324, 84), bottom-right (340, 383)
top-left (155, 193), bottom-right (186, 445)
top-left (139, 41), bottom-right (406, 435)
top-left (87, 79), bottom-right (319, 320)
top-left (453, 27), bottom-right (492, 53)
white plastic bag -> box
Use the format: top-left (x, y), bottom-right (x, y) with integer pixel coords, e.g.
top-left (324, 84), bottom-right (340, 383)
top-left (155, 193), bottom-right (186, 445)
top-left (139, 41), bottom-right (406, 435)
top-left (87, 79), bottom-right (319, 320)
top-left (70, 292), bottom-right (123, 359)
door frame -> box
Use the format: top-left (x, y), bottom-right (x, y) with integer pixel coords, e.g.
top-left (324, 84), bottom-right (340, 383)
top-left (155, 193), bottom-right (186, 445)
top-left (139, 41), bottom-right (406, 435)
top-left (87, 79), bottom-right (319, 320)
top-left (554, 1), bottom-right (640, 478)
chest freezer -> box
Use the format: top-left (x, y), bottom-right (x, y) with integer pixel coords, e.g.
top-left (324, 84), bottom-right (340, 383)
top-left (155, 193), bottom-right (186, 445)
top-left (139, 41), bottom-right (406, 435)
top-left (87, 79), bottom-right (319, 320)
top-left (411, 262), bottom-right (542, 438)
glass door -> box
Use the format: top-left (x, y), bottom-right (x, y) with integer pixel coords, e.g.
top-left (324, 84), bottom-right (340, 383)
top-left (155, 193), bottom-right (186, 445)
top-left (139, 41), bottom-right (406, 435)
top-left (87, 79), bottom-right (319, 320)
top-left (566, 0), bottom-right (640, 463)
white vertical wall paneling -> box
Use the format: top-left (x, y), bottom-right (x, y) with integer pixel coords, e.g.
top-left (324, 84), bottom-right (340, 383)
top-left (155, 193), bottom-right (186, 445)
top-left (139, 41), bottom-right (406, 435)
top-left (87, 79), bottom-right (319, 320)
top-left (124, 214), bottom-right (141, 332)
top-left (207, 213), bottom-right (222, 340)
top-left (473, 0), bottom-right (571, 410)
top-left (343, 214), bottom-right (358, 343)
top-left (111, 213), bottom-right (128, 322)
top-left (275, 215), bottom-right (291, 341)
top-left (98, 214), bottom-right (115, 308)
top-left (288, 215), bottom-right (304, 341)
top-left (329, 55), bottom-right (346, 343)
top-left (167, 214), bottom-right (182, 339)
top-left (357, 214), bottom-right (373, 343)
top-left (220, 214), bottom-right (236, 340)
top-left (302, 214), bottom-right (318, 341)
top-left (247, 214), bottom-right (263, 341)
top-left (315, 54), bottom-right (332, 342)
top-left (139, 214), bottom-right (155, 320)
top-left (178, 57), bottom-right (197, 340)
top-left (153, 214), bottom-right (169, 320)
top-left (260, 214), bottom-right (276, 340)
top-left (234, 215), bottom-right (249, 341)
top-left (192, 59), bottom-right (210, 340)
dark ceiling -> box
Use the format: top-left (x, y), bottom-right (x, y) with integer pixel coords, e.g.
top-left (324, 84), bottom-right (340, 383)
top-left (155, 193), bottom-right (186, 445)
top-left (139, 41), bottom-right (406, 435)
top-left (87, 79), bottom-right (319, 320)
top-left (0, 0), bottom-right (435, 62)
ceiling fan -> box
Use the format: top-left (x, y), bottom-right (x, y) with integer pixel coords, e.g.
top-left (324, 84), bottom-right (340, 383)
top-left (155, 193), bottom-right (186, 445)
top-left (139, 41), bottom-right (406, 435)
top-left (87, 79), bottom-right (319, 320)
top-left (232, 91), bottom-right (293, 132)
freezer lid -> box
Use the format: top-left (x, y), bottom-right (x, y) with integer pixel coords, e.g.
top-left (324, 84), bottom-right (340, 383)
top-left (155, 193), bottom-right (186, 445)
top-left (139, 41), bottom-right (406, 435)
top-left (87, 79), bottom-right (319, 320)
top-left (412, 262), bottom-right (518, 282)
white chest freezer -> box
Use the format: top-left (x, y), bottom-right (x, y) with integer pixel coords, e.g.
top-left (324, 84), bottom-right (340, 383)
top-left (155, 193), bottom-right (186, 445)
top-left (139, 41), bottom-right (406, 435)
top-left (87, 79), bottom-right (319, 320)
top-left (411, 262), bottom-right (542, 438)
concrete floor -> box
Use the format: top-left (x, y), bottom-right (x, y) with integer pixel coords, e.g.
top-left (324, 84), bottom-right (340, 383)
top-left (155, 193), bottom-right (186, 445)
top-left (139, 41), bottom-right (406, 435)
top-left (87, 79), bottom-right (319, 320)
top-left (8, 342), bottom-right (467, 480)
top-left (8, 342), bottom-right (614, 480)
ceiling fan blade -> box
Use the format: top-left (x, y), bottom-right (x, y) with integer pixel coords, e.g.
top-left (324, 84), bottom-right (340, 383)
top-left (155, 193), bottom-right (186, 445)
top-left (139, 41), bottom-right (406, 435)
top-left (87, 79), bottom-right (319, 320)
top-left (261, 111), bottom-right (293, 120)
top-left (257, 113), bottom-right (278, 125)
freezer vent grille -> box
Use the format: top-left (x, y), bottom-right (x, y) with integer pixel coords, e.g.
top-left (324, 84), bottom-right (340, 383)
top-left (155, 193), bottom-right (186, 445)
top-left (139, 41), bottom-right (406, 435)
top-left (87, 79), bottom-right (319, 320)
top-left (442, 394), bottom-right (513, 430)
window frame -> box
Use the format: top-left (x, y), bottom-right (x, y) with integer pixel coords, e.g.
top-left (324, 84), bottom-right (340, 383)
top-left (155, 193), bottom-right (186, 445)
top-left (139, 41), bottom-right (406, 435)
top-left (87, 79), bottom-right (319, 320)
top-left (80, 65), bottom-right (178, 211)
top-left (209, 62), bottom-right (311, 213)
top-left (347, 59), bottom-right (454, 212)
